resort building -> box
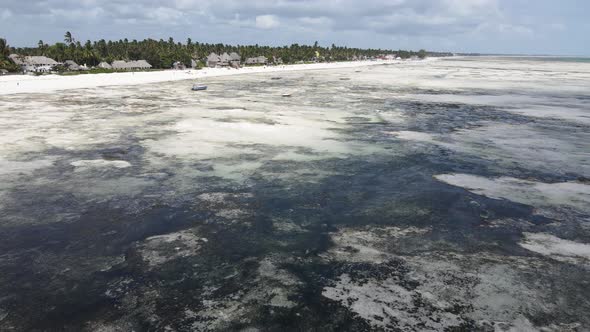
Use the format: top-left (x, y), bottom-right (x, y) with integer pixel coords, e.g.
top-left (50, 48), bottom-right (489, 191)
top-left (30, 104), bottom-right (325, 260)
top-left (245, 56), bottom-right (268, 65)
top-left (9, 54), bottom-right (59, 73)
top-left (111, 60), bottom-right (152, 70)
top-left (98, 61), bottom-right (112, 69)
top-left (206, 52), bottom-right (241, 68)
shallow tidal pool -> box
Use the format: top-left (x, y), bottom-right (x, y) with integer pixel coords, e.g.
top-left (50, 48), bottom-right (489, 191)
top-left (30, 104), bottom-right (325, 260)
top-left (0, 57), bottom-right (589, 331)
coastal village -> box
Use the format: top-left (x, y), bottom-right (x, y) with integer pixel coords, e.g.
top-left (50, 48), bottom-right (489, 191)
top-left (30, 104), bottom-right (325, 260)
top-left (0, 33), bottom-right (435, 75)
top-left (4, 51), bottom-right (407, 75)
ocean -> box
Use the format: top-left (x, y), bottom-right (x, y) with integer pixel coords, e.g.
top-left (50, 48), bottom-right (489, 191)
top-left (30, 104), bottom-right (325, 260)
top-left (0, 57), bottom-right (589, 331)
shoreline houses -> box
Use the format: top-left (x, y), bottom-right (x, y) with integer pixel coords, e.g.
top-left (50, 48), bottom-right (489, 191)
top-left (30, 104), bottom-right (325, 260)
top-left (207, 52), bottom-right (241, 68)
top-left (8, 54), bottom-right (152, 72)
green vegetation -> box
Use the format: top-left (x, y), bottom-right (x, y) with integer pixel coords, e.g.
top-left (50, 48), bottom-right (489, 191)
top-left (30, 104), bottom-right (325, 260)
top-left (418, 49), bottom-right (427, 59)
top-left (0, 38), bottom-right (18, 72)
top-left (1, 32), bottom-right (445, 72)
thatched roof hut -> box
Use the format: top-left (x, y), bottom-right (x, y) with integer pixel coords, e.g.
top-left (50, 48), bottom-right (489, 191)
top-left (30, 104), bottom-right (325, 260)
top-left (64, 60), bottom-right (80, 70)
top-left (229, 52), bottom-right (241, 68)
top-left (230, 52), bottom-right (241, 61)
top-left (245, 56), bottom-right (268, 65)
top-left (9, 54), bottom-right (58, 66)
top-left (9, 54), bottom-right (59, 72)
top-left (207, 53), bottom-right (220, 67)
top-left (98, 61), bottom-right (112, 69)
top-left (111, 60), bottom-right (128, 70)
top-left (130, 60), bottom-right (152, 69)
top-left (111, 60), bottom-right (152, 70)
top-left (219, 53), bottom-right (231, 66)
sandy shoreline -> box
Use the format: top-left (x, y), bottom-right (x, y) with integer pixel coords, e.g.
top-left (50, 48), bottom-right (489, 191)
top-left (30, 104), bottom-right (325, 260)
top-left (0, 60), bottom-right (404, 95)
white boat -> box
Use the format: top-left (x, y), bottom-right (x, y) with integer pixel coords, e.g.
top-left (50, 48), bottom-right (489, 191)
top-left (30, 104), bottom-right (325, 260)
top-left (282, 93), bottom-right (292, 97)
top-left (192, 84), bottom-right (207, 91)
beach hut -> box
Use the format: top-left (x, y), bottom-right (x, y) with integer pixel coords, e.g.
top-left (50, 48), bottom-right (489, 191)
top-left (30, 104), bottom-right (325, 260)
top-left (219, 53), bottom-right (231, 67)
top-left (207, 53), bottom-right (220, 68)
top-left (98, 61), bottom-right (112, 69)
top-left (111, 60), bottom-right (128, 70)
top-left (229, 52), bottom-right (241, 67)
top-left (131, 60), bottom-right (152, 69)
top-left (64, 60), bottom-right (81, 71)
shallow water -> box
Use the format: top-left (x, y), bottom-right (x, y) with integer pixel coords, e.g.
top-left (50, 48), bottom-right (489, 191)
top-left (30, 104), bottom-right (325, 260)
top-left (0, 57), bottom-right (589, 331)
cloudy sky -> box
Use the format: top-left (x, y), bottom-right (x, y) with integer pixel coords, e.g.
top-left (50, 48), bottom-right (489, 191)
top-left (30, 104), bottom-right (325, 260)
top-left (1, 0), bottom-right (589, 55)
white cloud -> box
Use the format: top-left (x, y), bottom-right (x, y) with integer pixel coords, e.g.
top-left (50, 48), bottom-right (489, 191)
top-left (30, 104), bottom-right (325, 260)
top-left (298, 16), bottom-right (332, 27)
top-left (1, 0), bottom-right (588, 55)
top-left (1, 9), bottom-right (13, 20)
top-left (549, 23), bottom-right (566, 31)
top-left (255, 15), bottom-right (280, 29)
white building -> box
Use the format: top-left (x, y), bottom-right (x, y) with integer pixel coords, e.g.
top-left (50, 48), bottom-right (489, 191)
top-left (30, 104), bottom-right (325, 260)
top-left (98, 61), bottom-right (112, 69)
top-left (245, 56), bottom-right (268, 65)
top-left (9, 54), bottom-right (59, 73)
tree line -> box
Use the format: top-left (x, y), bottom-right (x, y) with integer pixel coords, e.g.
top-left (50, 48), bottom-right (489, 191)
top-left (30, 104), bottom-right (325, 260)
top-left (1, 33), bottom-right (437, 71)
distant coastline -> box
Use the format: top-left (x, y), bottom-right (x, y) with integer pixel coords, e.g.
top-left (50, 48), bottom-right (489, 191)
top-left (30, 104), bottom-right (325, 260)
top-left (0, 58), bottom-right (435, 95)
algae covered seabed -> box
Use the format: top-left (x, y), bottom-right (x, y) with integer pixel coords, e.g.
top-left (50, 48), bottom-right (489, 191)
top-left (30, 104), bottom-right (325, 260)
top-left (1, 57), bottom-right (589, 331)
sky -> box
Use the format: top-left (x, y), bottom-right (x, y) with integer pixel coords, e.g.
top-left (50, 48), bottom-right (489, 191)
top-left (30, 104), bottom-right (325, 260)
top-left (1, 0), bottom-right (589, 55)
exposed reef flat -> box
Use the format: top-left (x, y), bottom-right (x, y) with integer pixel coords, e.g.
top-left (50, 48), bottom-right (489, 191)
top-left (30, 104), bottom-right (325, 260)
top-left (0, 57), bottom-right (589, 331)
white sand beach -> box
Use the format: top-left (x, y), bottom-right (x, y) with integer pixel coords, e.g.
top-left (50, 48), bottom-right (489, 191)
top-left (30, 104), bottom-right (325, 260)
top-left (0, 60), bottom-right (401, 95)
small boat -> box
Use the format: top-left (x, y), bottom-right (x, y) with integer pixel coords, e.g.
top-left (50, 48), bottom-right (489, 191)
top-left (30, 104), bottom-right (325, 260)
top-left (282, 93), bottom-right (292, 97)
top-left (192, 84), bottom-right (207, 91)
top-left (271, 77), bottom-right (282, 80)
top-left (339, 77), bottom-right (351, 81)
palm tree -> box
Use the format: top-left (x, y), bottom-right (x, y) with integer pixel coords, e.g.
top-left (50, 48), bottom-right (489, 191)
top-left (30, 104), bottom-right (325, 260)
top-left (0, 38), bottom-right (18, 71)
top-left (38, 40), bottom-right (46, 55)
top-left (64, 31), bottom-right (73, 44)
top-left (0, 38), bottom-right (10, 58)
